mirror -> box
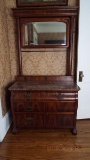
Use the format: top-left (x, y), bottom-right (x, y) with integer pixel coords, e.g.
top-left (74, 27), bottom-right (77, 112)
top-left (20, 0), bottom-right (64, 2)
top-left (23, 22), bottom-right (67, 47)
top-left (20, 0), bottom-right (61, 2)
top-left (17, 0), bottom-right (68, 7)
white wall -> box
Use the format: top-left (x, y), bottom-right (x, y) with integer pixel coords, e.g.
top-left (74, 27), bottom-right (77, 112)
top-left (77, 0), bottom-right (90, 119)
top-left (35, 22), bottom-right (66, 33)
top-left (0, 99), bottom-right (12, 142)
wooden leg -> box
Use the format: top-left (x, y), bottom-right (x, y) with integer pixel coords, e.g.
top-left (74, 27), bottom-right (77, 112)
top-left (13, 126), bottom-right (17, 134)
top-left (72, 128), bottom-right (77, 135)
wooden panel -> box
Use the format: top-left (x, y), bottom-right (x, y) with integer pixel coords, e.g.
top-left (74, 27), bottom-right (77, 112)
top-left (13, 102), bottom-right (45, 112)
top-left (45, 114), bottom-right (74, 128)
top-left (13, 101), bottom-right (76, 113)
top-left (46, 101), bottom-right (76, 112)
top-left (16, 75), bottom-right (74, 82)
top-left (15, 113), bottom-right (44, 128)
top-left (11, 92), bottom-right (76, 101)
top-left (12, 7), bottom-right (79, 18)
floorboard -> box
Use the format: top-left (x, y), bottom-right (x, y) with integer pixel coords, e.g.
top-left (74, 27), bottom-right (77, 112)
top-left (0, 120), bottom-right (90, 160)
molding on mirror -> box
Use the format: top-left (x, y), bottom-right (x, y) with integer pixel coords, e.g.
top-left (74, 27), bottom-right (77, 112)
top-left (12, 6), bottom-right (79, 49)
top-left (12, 5), bottom-right (79, 76)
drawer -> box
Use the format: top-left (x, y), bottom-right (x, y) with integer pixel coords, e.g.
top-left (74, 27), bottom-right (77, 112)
top-left (45, 114), bottom-right (74, 128)
top-left (15, 113), bottom-right (44, 128)
top-left (13, 102), bottom-right (45, 112)
top-left (46, 101), bottom-right (76, 112)
top-left (11, 91), bottom-right (76, 101)
top-left (11, 91), bottom-right (33, 100)
top-left (47, 92), bottom-right (76, 101)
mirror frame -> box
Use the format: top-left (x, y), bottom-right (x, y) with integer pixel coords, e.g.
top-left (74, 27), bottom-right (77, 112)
top-left (16, 0), bottom-right (68, 7)
top-left (20, 17), bottom-right (70, 48)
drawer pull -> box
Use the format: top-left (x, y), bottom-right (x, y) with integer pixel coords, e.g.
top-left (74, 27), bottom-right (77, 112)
top-left (26, 117), bottom-right (33, 124)
top-left (25, 93), bottom-right (32, 99)
top-left (56, 94), bottom-right (64, 99)
top-left (26, 105), bottom-right (32, 111)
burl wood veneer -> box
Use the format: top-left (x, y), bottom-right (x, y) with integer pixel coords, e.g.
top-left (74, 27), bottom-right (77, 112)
top-left (9, 76), bottom-right (80, 135)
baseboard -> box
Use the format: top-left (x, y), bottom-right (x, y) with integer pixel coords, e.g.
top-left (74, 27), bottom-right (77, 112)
top-left (0, 110), bottom-right (12, 142)
top-left (77, 118), bottom-right (90, 121)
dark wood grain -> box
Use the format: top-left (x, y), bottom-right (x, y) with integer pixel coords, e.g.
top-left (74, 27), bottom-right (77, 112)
top-left (16, 75), bottom-right (75, 82)
top-left (9, 76), bottom-right (80, 135)
top-left (12, 7), bottom-right (79, 18)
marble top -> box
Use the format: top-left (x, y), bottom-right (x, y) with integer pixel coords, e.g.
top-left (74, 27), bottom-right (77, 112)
top-left (9, 82), bottom-right (80, 91)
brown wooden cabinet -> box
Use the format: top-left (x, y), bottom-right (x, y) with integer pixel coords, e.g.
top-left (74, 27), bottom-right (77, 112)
top-left (9, 3), bottom-right (80, 135)
top-left (9, 76), bottom-right (80, 135)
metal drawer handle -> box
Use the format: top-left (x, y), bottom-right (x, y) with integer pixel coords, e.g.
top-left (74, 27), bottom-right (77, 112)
top-left (26, 117), bottom-right (33, 124)
top-left (56, 94), bottom-right (64, 99)
top-left (26, 105), bottom-right (32, 111)
top-left (25, 93), bottom-right (32, 99)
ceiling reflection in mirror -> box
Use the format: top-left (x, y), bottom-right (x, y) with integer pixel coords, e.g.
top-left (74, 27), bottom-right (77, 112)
top-left (24, 22), bottom-right (66, 46)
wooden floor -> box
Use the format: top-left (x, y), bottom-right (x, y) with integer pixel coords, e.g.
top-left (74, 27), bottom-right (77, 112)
top-left (0, 120), bottom-right (90, 160)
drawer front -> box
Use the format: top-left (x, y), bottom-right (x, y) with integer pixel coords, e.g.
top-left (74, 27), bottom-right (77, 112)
top-left (45, 114), bottom-right (74, 128)
top-left (13, 102), bottom-right (45, 112)
top-left (45, 92), bottom-right (76, 101)
top-left (15, 113), bottom-right (44, 128)
top-left (11, 91), bottom-right (76, 101)
top-left (46, 101), bottom-right (76, 112)
top-left (13, 101), bottom-right (76, 112)
top-left (11, 92), bottom-right (32, 100)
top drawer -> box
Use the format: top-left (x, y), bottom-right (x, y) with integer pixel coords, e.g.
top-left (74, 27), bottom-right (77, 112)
top-left (11, 91), bottom-right (77, 101)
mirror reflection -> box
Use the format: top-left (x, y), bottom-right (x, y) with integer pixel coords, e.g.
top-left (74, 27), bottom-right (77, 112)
top-left (20, 0), bottom-right (59, 2)
top-left (24, 22), bottom-right (66, 46)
